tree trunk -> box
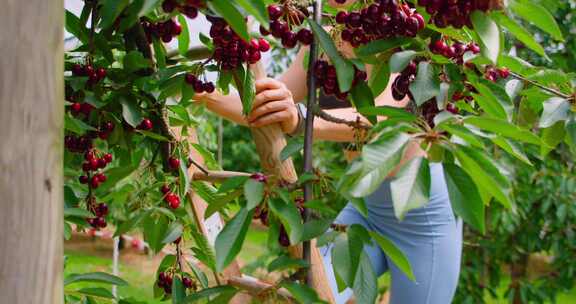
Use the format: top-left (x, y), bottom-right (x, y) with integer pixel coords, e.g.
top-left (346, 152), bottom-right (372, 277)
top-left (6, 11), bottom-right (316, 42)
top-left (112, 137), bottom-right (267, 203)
top-left (0, 1), bottom-right (64, 303)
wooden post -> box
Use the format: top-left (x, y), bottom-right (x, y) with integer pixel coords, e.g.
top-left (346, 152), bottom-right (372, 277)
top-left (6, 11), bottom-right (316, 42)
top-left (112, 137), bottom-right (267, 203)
top-left (250, 63), bottom-right (335, 303)
top-left (0, 1), bottom-right (63, 303)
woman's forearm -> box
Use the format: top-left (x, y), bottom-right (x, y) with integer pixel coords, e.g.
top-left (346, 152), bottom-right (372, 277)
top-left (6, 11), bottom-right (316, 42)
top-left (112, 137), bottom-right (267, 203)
top-left (198, 92), bottom-right (247, 126)
top-left (313, 107), bottom-right (369, 142)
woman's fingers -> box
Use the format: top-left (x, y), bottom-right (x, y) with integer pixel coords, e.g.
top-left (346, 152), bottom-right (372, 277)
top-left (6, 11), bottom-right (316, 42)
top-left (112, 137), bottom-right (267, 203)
top-left (255, 78), bottom-right (286, 94)
top-left (252, 88), bottom-right (291, 109)
top-left (247, 99), bottom-right (290, 123)
top-left (250, 111), bottom-right (292, 128)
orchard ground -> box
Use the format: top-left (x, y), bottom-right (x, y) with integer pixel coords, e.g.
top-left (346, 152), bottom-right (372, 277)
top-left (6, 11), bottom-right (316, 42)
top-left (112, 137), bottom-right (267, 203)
top-left (65, 227), bottom-right (576, 304)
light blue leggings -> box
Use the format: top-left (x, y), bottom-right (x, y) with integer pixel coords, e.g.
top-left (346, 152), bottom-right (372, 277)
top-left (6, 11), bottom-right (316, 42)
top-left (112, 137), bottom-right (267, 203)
top-left (322, 163), bottom-right (463, 304)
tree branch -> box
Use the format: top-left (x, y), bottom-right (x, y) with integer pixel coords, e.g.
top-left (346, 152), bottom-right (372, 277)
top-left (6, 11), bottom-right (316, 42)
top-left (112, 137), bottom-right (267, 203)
top-left (511, 72), bottom-right (572, 100)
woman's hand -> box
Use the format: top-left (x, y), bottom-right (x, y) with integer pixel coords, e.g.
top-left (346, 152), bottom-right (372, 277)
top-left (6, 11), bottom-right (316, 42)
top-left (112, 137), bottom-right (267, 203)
top-left (247, 78), bottom-right (299, 134)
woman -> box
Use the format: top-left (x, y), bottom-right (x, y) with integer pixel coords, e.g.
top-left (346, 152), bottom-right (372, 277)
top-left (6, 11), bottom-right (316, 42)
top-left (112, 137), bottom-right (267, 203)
top-left (194, 2), bottom-right (462, 303)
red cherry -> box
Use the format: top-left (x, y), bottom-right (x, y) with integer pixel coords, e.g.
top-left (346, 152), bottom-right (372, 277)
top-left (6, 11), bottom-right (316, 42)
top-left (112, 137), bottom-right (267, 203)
top-left (103, 153), bottom-right (113, 163)
top-left (446, 103), bottom-right (459, 114)
top-left (336, 11), bottom-right (348, 24)
top-left (267, 5), bottom-right (283, 20)
top-left (168, 157), bottom-right (180, 170)
top-left (248, 51), bottom-right (261, 64)
top-left (171, 22), bottom-right (182, 36)
top-left (79, 175), bottom-right (89, 184)
top-left (96, 68), bottom-right (107, 80)
top-left (185, 73), bottom-right (197, 85)
top-left (413, 13), bottom-right (426, 30)
top-left (182, 277), bottom-right (193, 289)
top-left (498, 68), bottom-right (510, 78)
top-left (95, 203), bottom-right (109, 217)
top-left (96, 173), bottom-right (107, 183)
top-left (72, 64), bottom-right (84, 76)
top-left (296, 29), bottom-right (314, 45)
top-left (90, 178), bottom-right (100, 189)
top-left (71, 102), bottom-right (82, 113)
top-left (80, 103), bottom-right (93, 116)
top-left (160, 185), bottom-right (171, 194)
top-left (258, 38), bottom-right (270, 52)
top-left (169, 196), bottom-right (181, 209)
top-left (139, 118), bottom-right (153, 130)
top-left (203, 82), bottom-right (215, 93)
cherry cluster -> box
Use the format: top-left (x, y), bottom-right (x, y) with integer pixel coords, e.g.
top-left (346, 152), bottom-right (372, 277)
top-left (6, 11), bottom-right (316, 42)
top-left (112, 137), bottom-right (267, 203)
top-left (161, 0), bottom-right (205, 19)
top-left (313, 60), bottom-right (367, 101)
top-left (72, 63), bottom-right (107, 84)
top-left (97, 121), bottom-right (115, 140)
top-left (157, 272), bottom-right (196, 294)
top-left (261, 4), bottom-right (314, 49)
top-left (185, 74), bottom-right (215, 94)
top-left (484, 66), bottom-right (510, 82)
top-left (336, 1), bottom-right (425, 47)
top-left (79, 149), bottom-right (113, 189)
top-left (65, 134), bottom-right (94, 153)
top-left (207, 16), bottom-right (270, 70)
top-left (87, 202), bottom-right (109, 229)
top-left (142, 18), bottom-right (182, 43)
top-left (417, 0), bottom-right (499, 29)
top-left (391, 60), bottom-right (418, 101)
top-left (161, 184), bottom-right (181, 209)
top-left (430, 39), bottom-right (480, 64)
top-left (157, 272), bottom-right (174, 294)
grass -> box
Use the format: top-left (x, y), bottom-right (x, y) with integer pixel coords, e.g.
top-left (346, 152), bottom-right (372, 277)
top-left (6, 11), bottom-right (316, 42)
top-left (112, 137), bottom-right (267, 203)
top-left (65, 229), bottom-right (576, 303)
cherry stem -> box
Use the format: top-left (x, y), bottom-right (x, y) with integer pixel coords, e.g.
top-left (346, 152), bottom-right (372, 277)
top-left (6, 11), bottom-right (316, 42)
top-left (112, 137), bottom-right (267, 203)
top-left (313, 105), bottom-right (372, 130)
top-left (510, 72), bottom-right (571, 100)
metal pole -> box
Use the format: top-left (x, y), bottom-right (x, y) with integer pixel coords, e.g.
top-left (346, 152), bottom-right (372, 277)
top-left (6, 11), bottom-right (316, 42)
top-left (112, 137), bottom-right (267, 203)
top-left (302, 0), bottom-right (322, 287)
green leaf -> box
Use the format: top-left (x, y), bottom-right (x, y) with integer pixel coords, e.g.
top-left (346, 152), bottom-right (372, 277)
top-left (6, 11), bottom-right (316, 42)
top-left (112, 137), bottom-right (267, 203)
top-left (120, 97), bottom-right (142, 128)
top-left (76, 288), bottom-right (115, 299)
top-left (65, 272), bottom-right (128, 286)
top-left (439, 124), bottom-right (484, 148)
top-left (541, 121), bottom-right (566, 157)
top-left (355, 37), bottom-right (410, 57)
top-left (218, 176), bottom-right (249, 193)
top-left (64, 207), bottom-right (94, 218)
top-left (177, 15), bottom-right (190, 56)
top-left (352, 252), bottom-right (378, 304)
top-left (390, 157), bottom-right (431, 220)
top-left (152, 38), bottom-right (167, 69)
top-left (268, 198), bottom-right (303, 244)
top-left (471, 11), bottom-right (500, 63)
top-left (509, 0), bottom-right (564, 41)
top-left (208, 0), bottom-right (250, 42)
top-left (243, 179), bottom-right (264, 210)
top-left (205, 190), bottom-right (242, 219)
top-left (539, 97), bottom-right (571, 128)
top-left (65, 10), bottom-right (88, 43)
top-left (143, 214), bottom-right (169, 253)
top-left (369, 231), bottom-right (415, 281)
top-left (491, 136), bottom-right (532, 165)
top-left (443, 163), bottom-right (485, 233)
top-left (464, 116), bottom-right (541, 145)
top-left (491, 12), bottom-right (547, 58)
top-left (281, 282), bottom-right (321, 304)
top-left (409, 62), bottom-right (440, 106)
top-left (172, 277), bottom-right (186, 304)
top-left (358, 106), bottom-right (416, 122)
top-left (350, 81), bottom-right (377, 124)
top-left (267, 255), bottom-right (309, 272)
top-left (565, 119), bottom-right (576, 152)
top-left (454, 146), bottom-right (512, 208)
top-left (302, 218), bottom-right (333, 241)
top-left (115, 210), bottom-right (151, 237)
top-left (182, 286), bottom-right (237, 303)
top-left (234, 0), bottom-right (269, 29)
top-left (136, 130), bottom-right (170, 141)
top-left (65, 114), bottom-right (97, 135)
top-left (344, 131), bottom-right (410, 198)
top-left (280, 136), bottom-right (303, 161)
top-left (178, 157), bottom-right (190, 199)
top-left (390, 50), bottom-right (418, 73)
top-left (471, 92), bottom-right (507, 120)
top-left (332, 235), bottom-right (354, 287)
top-left (123, 51), bottom-right (151, 72)
top-left (308, 20), bottom-right (355, 92)
top-left (215, 207), bottom-right (252, 272)
top-left (234, 66), bottom-right (256, 115)
top-left (368, 58), bottom-right (390, 96)
top-left (161, 222), bottom-right (183, 244)
top-left (100, 0), bottom-right (130, 29)
top-left (185, 260), bottom-right (209, 288)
